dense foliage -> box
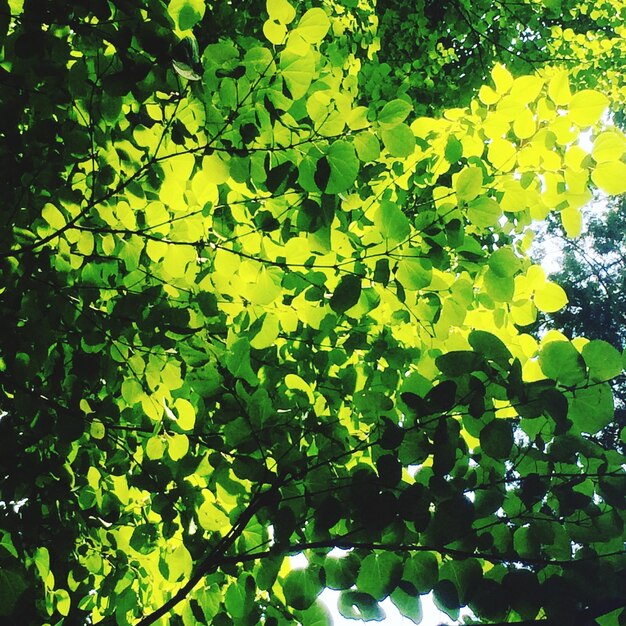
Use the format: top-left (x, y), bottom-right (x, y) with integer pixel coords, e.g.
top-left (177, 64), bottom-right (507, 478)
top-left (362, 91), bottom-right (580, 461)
top-left (1, 0), bottom-right (626, 624)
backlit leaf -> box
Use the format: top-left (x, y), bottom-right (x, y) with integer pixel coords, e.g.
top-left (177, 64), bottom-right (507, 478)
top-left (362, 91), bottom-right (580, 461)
top-left (266, 0), bottom-right (296, 24)
top-left (534, 281), bottom-right (568, 313)
top-left (568, 89), bottom-right (609, 127)
top-left (467, 197), bottom-right (501, 228)
top-left (539, 341), bottom-right (586, 386)
top-left (379, 99), bottom-right (413, 128)
top-left (591, 161), bottom-right (626, 195)
top-left (381, 123), bottom-right (416, 157)
top-left (284, 568), bottom-right (322, 610)
top-left (296, 7), bottom-right (330, 44)
top-left (582, 340), bottom-right (623, 382)
top-left (455, 167), bottom-right (483, 203)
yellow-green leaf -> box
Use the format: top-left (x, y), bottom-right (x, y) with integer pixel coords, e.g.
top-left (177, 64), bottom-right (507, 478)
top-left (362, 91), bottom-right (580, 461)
top-left (478, 85), bottom-right (499, 105)
top-left (568, 90), bottom-right (609, 127)
top-left (381, 123), bottom-right (415, 157)
top-left (487, 138), bottom-right (516, 172)
top-left (534, 282), bottom-right (568, 313)
top-left (509, 75), bottom-right (544, 104)
top-left (198, 495), bottom-right (230, 531)
top-left (491, 63), bottom-right (513, 94)
top-left (280, 49), bottom-right (315, 99)
top-left (90, 420), bottom-right (105, 440)
top-left (175, 398), bottom-right (196, 430)
top-left (378, 99), bottom-right (413, 128)
top-left (354, 132), bottom-right (380, 162)
top-left (263, 20), bottom-right (287, 45)
top-left (168, 0), bottom-right (205, 30)
top-left (54, 589), bottom-right (71, 617)
top-left (455, 167), bottom-right (483, 203)
top-left (202, 154), bottom-right (230, 185)
top-left (266, 0), bottom-right (295, 24)
top-left (591, 161), bottom-right (626, 195)
top-left (467, 197), bottom-right (501, 228)
top-left (296, 7), bottom-right (330, 44)
top-left (560, 205), bottom-right (582, 238)
top-left (168, 433), bottom-right (189, 461)
top-left (146, 437), bottom-right (165, 460)
top-left (548, 70), bottom-right (571, 105)
top-left (592, 131), bottom-right (626, 163)
top-left (42, 203), bottom-right (66, 230)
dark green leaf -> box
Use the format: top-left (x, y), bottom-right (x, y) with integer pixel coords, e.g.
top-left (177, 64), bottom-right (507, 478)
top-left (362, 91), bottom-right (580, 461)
top-left (329, 275), bottom-right (362, 314)
top-left (480, 419), bottom-right (514, 459)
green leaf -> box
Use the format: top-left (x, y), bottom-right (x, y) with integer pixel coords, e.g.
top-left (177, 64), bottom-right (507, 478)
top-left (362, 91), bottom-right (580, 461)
top-left (173, 59), bottom-right (202, 80)
top-left (225, 338), bottom-right (259, 386)
top-left (480, 419), bottom-right (514, 459)
top-left (582, 340), bottom-right (623, 382)
top-left (445, 134), bottom-right (463, 164)
top-left (433, 580), bottom-right (460, 619)
top-left (484, 269), bottom-right (514, 302)
top-left (436, 351), bottom-right (486, 376)
top-left (467, 197), bottom-right (501, 228)
top-left (455, 167), bottom-right (483, 202)
top-left (440, 558), bottom-right (482, 605)
top-left (539, 341), bottom-right (586, 386)
top-left (381, 123), bottom-right (415, 157)
top-left (33, 546), bottom-right (50, 580)
top-left (374, 199), bottom-right (410, 244)
top-left (324, 554), bottom-right (360, 590)
top-left (224, 575), bottom-right (253, 618)
top-left (489, 247), bottom-right (522, 277)
top-left (568, 383), bottom-right (614, 434)
top-left (395, 256), bottom-right (432, 291)
top-left (403, 552), bottom-right (438, 593)
top-left (325, 140), bottom-right (359, 193)
top-left (356, 553), bottom-right (402, 601)
top-left (130, 524), bottom-right (158, 555)
top-left (300, 601), bottom-right (333, 626)
top-left (468, 330), bottom-right (512, 369)
top-left (354, 132), bottom-right (381, 162)
top-left (0, 568), bottom-right (27, 616)
top-left (168, 0), bottom-right (205, 30)
top-left (280, 49), bottom-right (315, 99)
top-left (378, 99), bottom-right (413, 128)
top-left (329, 275), bottom-right (361, 314)
top-left (338, 591), bottom-right (385, 621)
top-left (283, 568), bottom-right (322, 610)
top-left (390, 586), bottom-right (422, 624)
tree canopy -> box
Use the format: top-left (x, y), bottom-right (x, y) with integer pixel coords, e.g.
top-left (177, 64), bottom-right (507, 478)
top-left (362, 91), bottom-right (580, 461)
top-left (1, 0), bottom-right (626, 624)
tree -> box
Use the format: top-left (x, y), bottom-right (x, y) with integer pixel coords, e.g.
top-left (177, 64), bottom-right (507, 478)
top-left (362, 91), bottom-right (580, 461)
top-left (533, 196), bottom-right (626, 453)
top-left (1, 0), bottom-right (626, 625)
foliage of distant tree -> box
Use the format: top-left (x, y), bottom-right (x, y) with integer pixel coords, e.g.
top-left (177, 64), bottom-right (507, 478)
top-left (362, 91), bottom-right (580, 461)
top-left (1, 0), bottom-right (626, 625)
